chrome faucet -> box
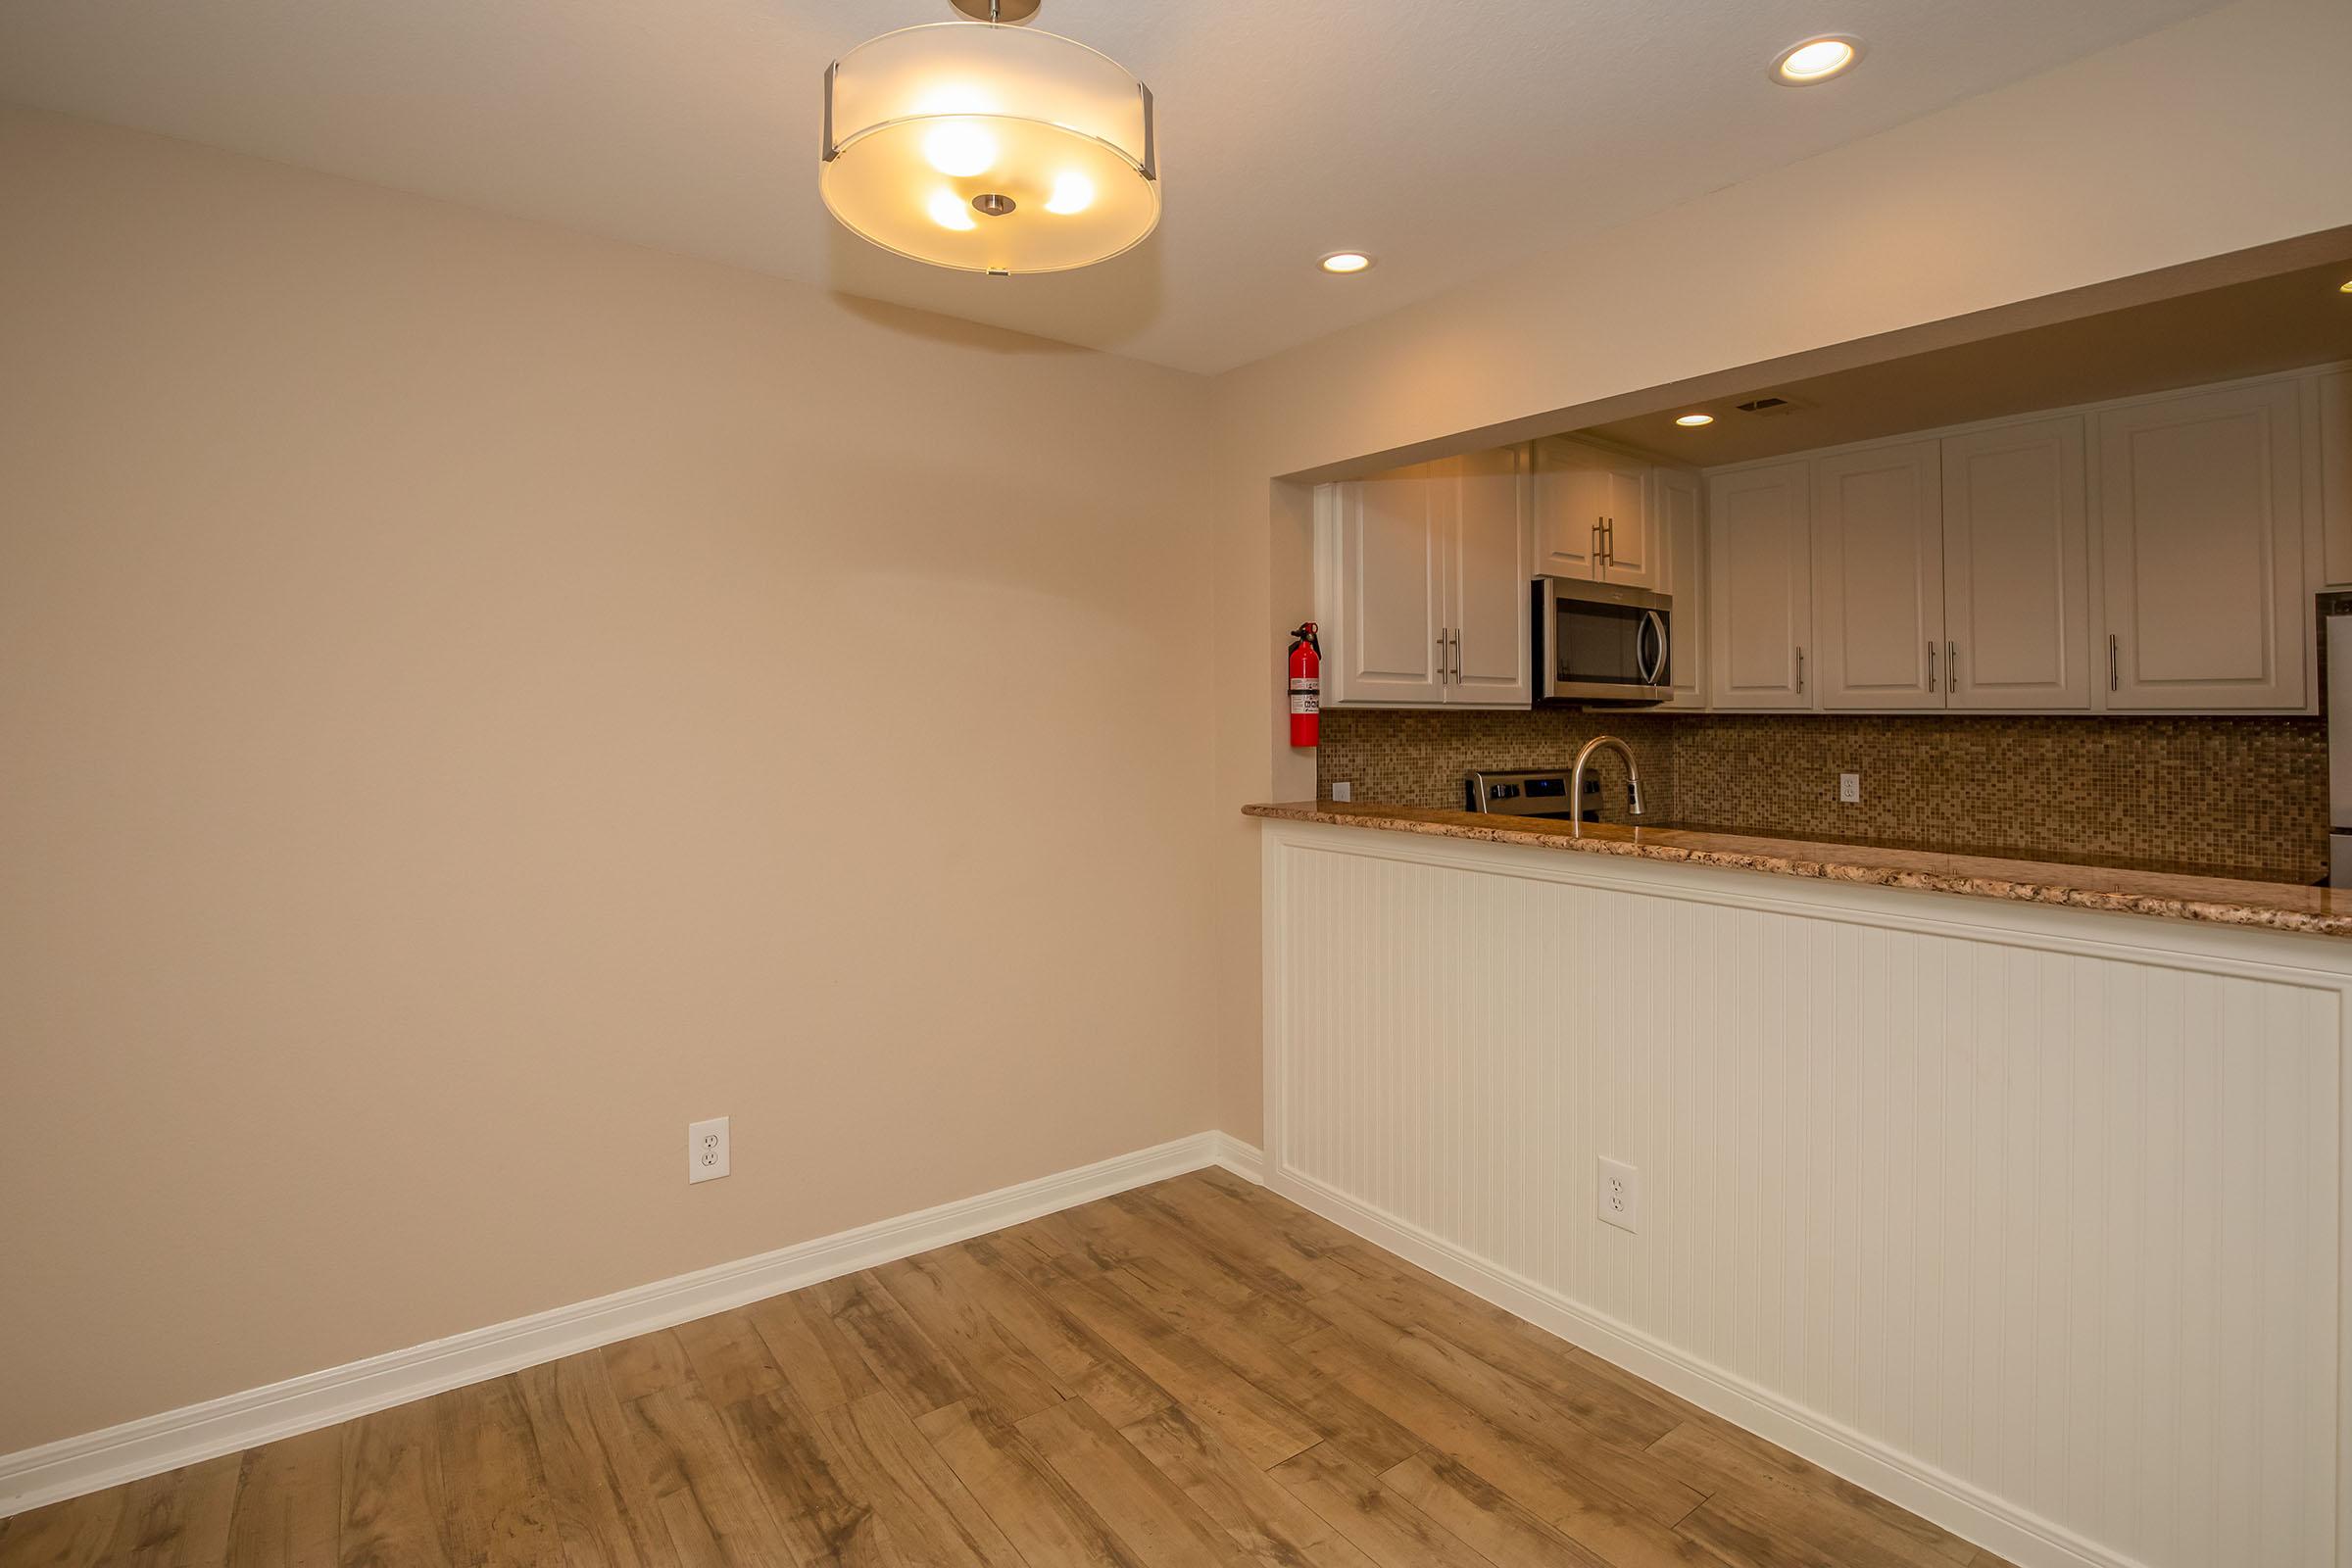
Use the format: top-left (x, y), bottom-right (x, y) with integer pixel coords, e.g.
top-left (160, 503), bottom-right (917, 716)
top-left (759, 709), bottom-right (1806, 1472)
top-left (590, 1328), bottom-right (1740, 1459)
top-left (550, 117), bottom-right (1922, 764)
top-left (1568, 735), bottom-right (1644, 836)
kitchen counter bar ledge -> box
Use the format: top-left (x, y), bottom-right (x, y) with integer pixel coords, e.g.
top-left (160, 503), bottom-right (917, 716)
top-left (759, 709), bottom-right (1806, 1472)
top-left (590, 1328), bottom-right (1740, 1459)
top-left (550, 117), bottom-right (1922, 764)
top-left (1243, 799), bottom-right (2352, 938)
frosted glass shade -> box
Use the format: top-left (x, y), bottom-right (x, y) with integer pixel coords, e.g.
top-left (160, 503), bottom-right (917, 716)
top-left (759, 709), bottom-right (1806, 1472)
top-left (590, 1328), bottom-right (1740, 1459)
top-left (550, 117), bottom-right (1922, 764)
top-left (821, 23), bottom-right (1158, 274)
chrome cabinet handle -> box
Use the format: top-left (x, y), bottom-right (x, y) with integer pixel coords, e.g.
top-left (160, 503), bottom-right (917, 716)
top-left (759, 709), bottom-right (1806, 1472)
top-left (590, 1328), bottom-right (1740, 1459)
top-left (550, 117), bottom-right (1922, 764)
top-left (1947, 640), bottom-right (1957, 692)
top-left (2108, 633), bottom-right (2119, 691)
top-left (1796, 645), bottom-right (1805, 695)
top-left (1928, 640), bottom-right (1936, 692)
top-left (1437, 630), bottom-right (1448, 684)
top-left (1450, 629), bottom-right (1461, 682)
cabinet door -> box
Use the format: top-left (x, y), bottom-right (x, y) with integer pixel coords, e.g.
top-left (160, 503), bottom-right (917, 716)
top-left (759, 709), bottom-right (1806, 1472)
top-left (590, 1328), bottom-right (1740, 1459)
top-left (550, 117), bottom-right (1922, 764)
top-left (1652, 467), bottom-right (1706, 709)
top-left (1443, 448), bottom-right (1534, 706)
top-left (1707, 461), bottom-right (1813, 709)
top-left (1811, 441), bottom-right (1944, 709)
top-left (1942, 416), bottom-right (2091, 710)
top-left (1531, 437), bottom-right (1605, 579)
top-left (2098, 382), bottom-right (2306, 710)
top-left (2321, 369), bottom-right (2352, 590)
top-left (1326, 468), bottom-right (1446, 705)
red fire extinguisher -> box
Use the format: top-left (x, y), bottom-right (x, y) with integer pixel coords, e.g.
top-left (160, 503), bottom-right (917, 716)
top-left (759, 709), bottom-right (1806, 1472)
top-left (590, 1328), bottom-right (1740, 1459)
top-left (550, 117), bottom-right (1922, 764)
top-left (1288, 622), bottom-right (1320, 748)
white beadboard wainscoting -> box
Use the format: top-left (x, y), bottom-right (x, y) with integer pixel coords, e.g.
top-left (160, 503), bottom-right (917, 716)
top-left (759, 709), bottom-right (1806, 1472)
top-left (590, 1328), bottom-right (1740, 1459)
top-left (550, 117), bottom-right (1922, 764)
top-left (1258, 820), bottom-right (2349, 1568)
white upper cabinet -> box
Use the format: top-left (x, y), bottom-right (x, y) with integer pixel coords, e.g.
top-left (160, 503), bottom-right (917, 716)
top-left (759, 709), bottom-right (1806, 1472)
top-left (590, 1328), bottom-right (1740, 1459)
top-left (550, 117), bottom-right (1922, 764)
top-left (1706, 460), bottom-right (1812, 710)
top-left (1323, 465), bottom-right (1446, 705)
top-left (1533, 438), bottom-right (1654, 586)
top-left (2098, 381), bottom-right (2306, 710)
top-left (1810, 441), bottom-right (1943, 709)
top-left (1941, 416), bottom-right (2092, 710)
top-left (2320, 368), bottom-right (2352, 589)
top-left (1652, 467), bottom-right (1706, 709)
top-left (1446, 448), bottom-right (1535, 705)
top-left (1316, 448), bottom-right (1530, 709)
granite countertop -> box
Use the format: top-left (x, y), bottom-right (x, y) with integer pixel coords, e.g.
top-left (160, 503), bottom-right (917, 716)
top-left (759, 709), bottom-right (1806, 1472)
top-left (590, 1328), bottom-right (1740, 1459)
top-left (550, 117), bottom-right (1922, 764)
top-left (1244, 800), bottom-right (2352, 939)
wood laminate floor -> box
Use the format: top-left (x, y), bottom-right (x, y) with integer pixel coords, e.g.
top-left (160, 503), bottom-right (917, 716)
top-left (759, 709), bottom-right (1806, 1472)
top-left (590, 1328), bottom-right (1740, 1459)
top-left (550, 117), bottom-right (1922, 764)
top-left (0, 1169), bottom-right (2019, 1568)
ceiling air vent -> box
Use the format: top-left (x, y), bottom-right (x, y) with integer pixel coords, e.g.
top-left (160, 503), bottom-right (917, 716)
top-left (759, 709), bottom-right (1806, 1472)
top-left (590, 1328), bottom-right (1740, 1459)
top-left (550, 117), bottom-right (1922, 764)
top-left (1734, 395), bottom-right (1805, 416)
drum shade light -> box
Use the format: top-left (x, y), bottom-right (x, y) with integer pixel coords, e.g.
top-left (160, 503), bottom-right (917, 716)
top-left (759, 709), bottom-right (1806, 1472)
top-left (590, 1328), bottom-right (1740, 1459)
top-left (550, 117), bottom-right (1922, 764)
top-left (820, 4), bottom-right (1158, 274)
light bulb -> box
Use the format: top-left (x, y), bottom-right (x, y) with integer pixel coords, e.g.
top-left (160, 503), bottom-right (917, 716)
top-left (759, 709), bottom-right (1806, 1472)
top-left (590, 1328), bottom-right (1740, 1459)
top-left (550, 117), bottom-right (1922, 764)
top-left (923, 122), bottom-right (998, 177)
top-left (1774, 36), bottom-right (1858, 83)
top-left (927, 190), bottom-right (977, 231)
top-left (1675, 414), bottom-right (1714, 427)
top-left (1044, 172), bottom-right (1095, 215)
top-left (1318, 252), bottom-right (1373, 274)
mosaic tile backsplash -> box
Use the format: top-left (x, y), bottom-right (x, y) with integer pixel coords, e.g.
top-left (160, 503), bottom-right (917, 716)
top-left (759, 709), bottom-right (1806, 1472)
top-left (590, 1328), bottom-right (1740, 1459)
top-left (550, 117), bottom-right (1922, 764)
top-left (1316, 709), bottom-right (2328, 883)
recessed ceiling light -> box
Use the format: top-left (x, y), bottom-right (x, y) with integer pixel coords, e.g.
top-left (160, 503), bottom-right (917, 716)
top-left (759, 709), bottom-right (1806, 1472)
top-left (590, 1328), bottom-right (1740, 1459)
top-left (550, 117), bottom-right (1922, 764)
top-left (2339, 277), bottom-right (2352, 293)
top-left (1771, 35), bottom-right (1861, 85)
top-left (1675, 413), bottom-right (1715, 427)
top-left (1319, 251), bottom-right (1374, 274)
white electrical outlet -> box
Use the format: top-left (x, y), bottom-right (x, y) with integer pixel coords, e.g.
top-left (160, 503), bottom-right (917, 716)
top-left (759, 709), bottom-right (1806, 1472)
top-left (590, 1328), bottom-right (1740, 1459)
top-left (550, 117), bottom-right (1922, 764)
top-left (1838, 771), bottom-right (1861, 804)
top-left (1596, 1155), bottom-right (1640, 1233)
top-left (688, 1116), bottom-right (730, 1184)
top-left (1330, 781), bottom-right (1353, 803)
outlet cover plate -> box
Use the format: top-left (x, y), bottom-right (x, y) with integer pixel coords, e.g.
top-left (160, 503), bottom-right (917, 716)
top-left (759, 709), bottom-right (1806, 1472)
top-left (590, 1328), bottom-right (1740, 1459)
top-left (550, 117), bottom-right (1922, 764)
top-left (1838, 771), bottom-right (1861, 804)
top-left (689, 1116), bottom-right (730, 1184)
top-left (1597, 1155), bottom-right (1640, 1233)
top-left (1330, 781), bottom-right (1353, 803)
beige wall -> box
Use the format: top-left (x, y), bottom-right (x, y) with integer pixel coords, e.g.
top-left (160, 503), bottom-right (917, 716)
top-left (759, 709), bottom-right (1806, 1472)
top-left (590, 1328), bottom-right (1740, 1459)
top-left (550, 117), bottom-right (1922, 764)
top-left (1207, 0), bottom-right (2352, 1144)
top-left (0, 106), bottom-right (1220, 1454)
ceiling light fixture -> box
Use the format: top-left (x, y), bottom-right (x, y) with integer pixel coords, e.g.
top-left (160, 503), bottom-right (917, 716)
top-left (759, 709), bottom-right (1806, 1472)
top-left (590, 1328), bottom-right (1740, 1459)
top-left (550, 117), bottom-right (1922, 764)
top-left (1675, 413), bottom-right (1715, 427)
top-left (1771, 35), bottom-right (1862, 85)
top-left (820, 0), bottom-right (1158, 274)
top-left (2339, 277), bottom-right (2352, 293)
top-left (1319, 252), bottom-right (1374, 274)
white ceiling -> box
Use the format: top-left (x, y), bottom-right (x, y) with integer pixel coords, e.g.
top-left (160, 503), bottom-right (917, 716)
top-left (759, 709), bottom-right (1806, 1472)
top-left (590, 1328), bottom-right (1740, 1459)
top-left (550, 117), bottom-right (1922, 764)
top-left (0, 0), bottom-right (2226, 374)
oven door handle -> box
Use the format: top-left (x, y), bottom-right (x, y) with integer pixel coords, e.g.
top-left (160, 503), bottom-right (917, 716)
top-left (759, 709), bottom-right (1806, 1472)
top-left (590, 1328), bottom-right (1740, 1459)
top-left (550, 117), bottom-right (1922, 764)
top-left (1637, 609), bottom-right (1669, 686)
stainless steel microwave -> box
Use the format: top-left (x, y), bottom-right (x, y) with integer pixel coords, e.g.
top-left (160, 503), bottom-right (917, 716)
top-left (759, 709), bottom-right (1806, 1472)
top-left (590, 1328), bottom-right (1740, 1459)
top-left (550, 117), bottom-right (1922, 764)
top-left (1533, 576), bottom-right (1672, 706)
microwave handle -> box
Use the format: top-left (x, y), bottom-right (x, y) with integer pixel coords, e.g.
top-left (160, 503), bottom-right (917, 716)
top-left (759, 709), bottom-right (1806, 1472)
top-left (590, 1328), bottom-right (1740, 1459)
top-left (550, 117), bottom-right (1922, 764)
top-left (1638, 609), bottom-right (1669, 686)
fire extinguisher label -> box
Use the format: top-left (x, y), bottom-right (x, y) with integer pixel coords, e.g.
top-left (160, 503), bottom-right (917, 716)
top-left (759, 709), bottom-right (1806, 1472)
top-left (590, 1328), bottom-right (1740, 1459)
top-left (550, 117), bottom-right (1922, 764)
top-left (1288, 679), bottom-right (1318, 715)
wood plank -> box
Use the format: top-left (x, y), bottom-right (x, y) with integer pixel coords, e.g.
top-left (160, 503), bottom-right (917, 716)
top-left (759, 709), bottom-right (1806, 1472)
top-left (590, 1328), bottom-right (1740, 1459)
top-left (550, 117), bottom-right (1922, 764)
top-left (808, 1272), bottom-right (977, 1419)
top-left (814, 1393), bottom-right (1025, 1568)
top-left (100, 1454), bottom-right (241, 1568)
top-left (912, 1400), bottom-right (1139, 1568)
top-left (669, 1310), bottom-right (789, 1408)
top-left (1011, 1398), bottom-right (1243, 1568)
top-left (930, 1239), bottom-right (1172, 1428)
top-left (514, 1349), bottom-right (663, 1568)
top-left (618, 1385), bottom-right (806, 1568)
top-left (341, 1396), bottom-right (454, 1568)
top-left (1316, 1250), bottom-right (1698, 1445)
top-left (1116, 1405), bottom-right (1381, 1568)
top-left (1647, 1421), bottom-right (1976, 1567)
top-left (868, 1250), bottom-right (1064, 1424)
top-left (719, 1388), bottom-right (898, 1568)
top-left (599, 1330), bottom-right (699, 1405)
top-left (0, 1483), bottom-right (130, 1567)
top-left (1104, 1279), bottom-right (1417, 1478)
top-left (431, 1379), bottom-right (564, 1568)
top-left (1036, 1258), bottom-right (1320, 1469)
top-left (1267, 1443), bottom-right (1491, 1568)
top-left (1295, 1328), bottom-right (1703, 1533)
top-left (1095, 1193), bottom-right (1295, 1311)
top-left (223, 1427), bottom-right (343, 1568)
top-left (1125, 1179), bottom-right (1355, 1298)
top-left (1380, 1451), bottom-right (1618, 1568)
top-left (741, 1292), bottom-right (883, 1417)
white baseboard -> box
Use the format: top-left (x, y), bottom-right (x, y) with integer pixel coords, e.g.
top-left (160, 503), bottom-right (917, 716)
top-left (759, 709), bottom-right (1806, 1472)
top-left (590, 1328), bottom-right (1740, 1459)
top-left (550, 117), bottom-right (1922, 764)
top-left (1266, 1164), bottom-right (2140, 1568)
top-left (0, 1130), bottom-right (1266, 1520)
